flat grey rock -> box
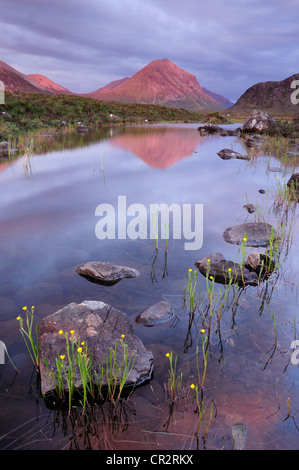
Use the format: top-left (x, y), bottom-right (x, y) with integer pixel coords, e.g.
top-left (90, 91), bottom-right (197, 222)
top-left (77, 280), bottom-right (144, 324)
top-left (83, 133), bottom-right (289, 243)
top-left (223, 222), bottom-right (276, 247)
top-left (75, 261), bottom-right (140, 285)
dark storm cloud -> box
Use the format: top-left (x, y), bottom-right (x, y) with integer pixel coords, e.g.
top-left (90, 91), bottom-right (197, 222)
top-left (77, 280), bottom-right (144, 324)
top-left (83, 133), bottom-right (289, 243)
top-left (0, 0), bottom-right (298, 100)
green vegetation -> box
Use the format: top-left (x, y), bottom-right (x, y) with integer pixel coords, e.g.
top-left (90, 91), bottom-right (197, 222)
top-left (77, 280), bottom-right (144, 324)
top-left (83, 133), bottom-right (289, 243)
top-left (164, 331), bottom-right (214, 446)
top-left (0, 91), bottom-right (209, 141)
top-left (17, 306), bottom-right (39, 372)
top-left (186, 268), bottom-right (198, 313)
top-left (165, 351), bottom-right (183, 403)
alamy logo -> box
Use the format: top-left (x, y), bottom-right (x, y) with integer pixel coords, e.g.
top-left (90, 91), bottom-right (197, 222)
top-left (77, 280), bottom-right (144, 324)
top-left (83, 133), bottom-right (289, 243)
top-left (0, 81), bottom-right (4, 104)
top-left (290, 340), bottom-right (299, 365)
top-left (290, 80), bottom-right (299, 105)
top-left (0, 340), bottom-right (5, 364)
top-left (95, 196), bottom-right (203, 250)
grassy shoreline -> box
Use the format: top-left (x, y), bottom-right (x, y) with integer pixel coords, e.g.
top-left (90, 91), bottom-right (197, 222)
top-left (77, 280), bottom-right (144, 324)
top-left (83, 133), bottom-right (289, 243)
top-left (0, 92), bottom-right (298, 163)
top-left (0, 91), bottom-right (221, 141)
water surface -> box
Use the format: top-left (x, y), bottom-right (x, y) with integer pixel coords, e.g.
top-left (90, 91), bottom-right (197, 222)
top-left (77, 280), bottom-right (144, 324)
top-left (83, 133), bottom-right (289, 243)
top-left (0, 123), bottom-right (298, 450)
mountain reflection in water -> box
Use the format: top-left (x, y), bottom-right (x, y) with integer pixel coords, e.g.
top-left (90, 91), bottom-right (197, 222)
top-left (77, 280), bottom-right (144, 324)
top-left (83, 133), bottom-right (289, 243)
top-left (110, 126), bottom-right (203, 169)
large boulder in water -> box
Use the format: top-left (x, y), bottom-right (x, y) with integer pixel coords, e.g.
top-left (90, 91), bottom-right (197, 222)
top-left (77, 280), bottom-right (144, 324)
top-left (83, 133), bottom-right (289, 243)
top-left (38, 300), bottom-right (154, 396)
top-left (242, 110), bottom-right (277, 134)
top-left (223, 222), bottom-right (276, 247)
top-left (195, 252), bottom-right (258, 286)
top-left (75, 261), bottom-right (140, 285)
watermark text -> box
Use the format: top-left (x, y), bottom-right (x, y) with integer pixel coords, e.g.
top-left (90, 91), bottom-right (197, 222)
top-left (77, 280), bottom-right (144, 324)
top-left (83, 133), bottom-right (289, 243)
top-left (0, 340), bottom-right (5, 364)
top-left (0, 81), bottom-right (4, 104)
top-left (95, 196), bottom-right (203, 250)
top-left (291, 80), bottom-right (299, 105)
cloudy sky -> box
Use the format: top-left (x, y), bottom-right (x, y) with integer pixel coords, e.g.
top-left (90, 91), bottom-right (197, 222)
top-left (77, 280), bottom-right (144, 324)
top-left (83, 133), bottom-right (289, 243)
top-left (0, 0), bottom-right (298, 101)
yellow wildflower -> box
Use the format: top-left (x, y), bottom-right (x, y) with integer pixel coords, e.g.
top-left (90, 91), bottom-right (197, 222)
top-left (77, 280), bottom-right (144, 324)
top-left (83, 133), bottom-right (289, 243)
top-left (22, 306), bottom-right (27, 311)
top-left (121, 334), bottom-right (125, 339)
top-left (190, 384), bottom-right (195, 389)
top-left (58, 330), bottom-right (63, 335)
top-left (70, 330), bottom-right (75, 335)
top-left (243, 237), bottom-right (247, 242)
top-left (166, 352), bottom-right (170, 358)
top-left (60, 355), bottom-right (65, 360)
top-left (77, 347), bottom-right (83, 353)
top-left (16, 316), bottom-right (21, 320)
top-left (200, 329), bottom-right (205, 334)
top-left (81, 341), bottom-right (85, 345)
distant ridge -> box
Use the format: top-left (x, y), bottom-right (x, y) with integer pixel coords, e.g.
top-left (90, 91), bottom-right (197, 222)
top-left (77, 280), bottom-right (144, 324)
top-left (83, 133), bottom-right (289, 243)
top-left (202, 87), bottom-right (233, 108)
top-left (85, 59), bottom-right (230, 111)
top-left (0, 60), bottom-right (52, 94)
top-left (230, 73), bottom-right (299, 113)
top-left (28, 74), bottom-right (73, 95)
top-left (92, 77), bottom-right (130, 93)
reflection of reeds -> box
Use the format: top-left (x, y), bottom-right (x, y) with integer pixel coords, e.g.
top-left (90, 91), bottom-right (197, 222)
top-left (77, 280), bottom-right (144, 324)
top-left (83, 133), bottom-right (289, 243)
top-left (259, 311), bottom-right (278, 370)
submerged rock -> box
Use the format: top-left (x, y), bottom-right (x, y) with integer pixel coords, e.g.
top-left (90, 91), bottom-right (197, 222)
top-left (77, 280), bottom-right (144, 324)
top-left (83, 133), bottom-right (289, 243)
top-left (232, 423), bottom-right (248, 450)
top-left (217, 148), bottom-right (250, 161)
top-left (38, 300), bottom-right (154, 396)
top-left (198, 123), bottom-right (224, 135)
top-left (194, 252), bottom-right (258, 286)
top-left (242, 109), bottom-right (277, 134)
top-left (135, 300), bottom-right (174, 327)
top-left (245, 251), bottom-right (275, 277)
top-left (198, 123), bottom-right (241, 137)
top-left (223, 222), bottom-right (276, 247)
top-left (243, 203), bottom-right (255, 214)
top-left (75, 261), bottom-right (140, 285)
top-left (287, 173), bottom-right (299, 202)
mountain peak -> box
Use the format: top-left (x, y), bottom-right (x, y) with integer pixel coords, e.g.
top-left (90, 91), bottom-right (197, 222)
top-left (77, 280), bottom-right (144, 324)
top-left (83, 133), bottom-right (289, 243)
top-left (87, 59), bottom-right (227, 111)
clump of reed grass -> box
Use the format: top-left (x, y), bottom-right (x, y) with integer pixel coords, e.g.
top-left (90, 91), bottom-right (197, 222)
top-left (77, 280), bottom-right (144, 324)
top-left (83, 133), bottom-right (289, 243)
top-left (186, 268), bottom-right (198, 313)
top-left (16, 306), bottom-right (39, 372)
top-left (100, 334), bottom-right (136, 402)
top-left (238, 234), bottom-right (247, 287)
top-left (44, 332), bottom-right (136, 413)
top-left (273, 176), bottom-right (297, 214)
top-left (165, 351), bottom-right (183, 403)
top-left (190, 330), bottom-right (214, 442)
